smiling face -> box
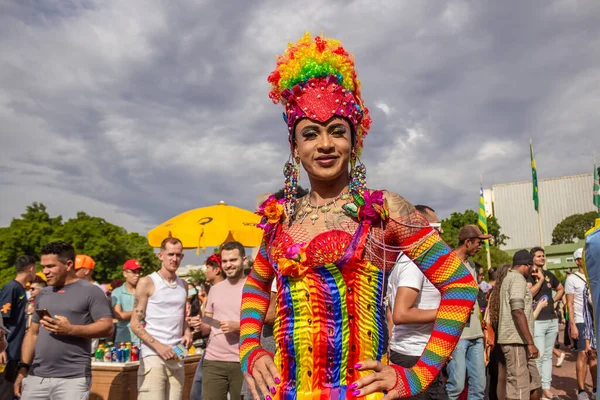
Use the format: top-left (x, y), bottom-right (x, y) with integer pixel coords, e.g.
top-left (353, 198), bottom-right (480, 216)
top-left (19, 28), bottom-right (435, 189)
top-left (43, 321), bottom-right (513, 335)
top-left (532, 251), bottom-right (545, 268)
top-left (293, 117), bottom-right (353, 184)
top-left (220, 248), bottom-right (245, 280)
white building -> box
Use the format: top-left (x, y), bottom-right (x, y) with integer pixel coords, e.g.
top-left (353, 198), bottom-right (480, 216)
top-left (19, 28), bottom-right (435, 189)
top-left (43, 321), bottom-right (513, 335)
top-left (485, 173), bottom-right (596, 250)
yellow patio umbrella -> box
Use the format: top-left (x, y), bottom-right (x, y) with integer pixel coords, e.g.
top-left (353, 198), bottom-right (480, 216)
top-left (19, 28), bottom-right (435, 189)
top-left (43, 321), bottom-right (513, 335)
top-left (147, 201), bottom-right (263, 253)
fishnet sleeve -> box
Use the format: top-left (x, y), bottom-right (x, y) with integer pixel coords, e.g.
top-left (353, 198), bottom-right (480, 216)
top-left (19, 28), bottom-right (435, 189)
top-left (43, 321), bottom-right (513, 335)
top-left (239, 235), bottom-right (276, 376)
top-left (386, 193), bottom-right (478, 397)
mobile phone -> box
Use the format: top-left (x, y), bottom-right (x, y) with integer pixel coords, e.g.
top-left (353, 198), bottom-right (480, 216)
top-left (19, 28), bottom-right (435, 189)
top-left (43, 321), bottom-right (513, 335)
top-left (201, 316), bottom-right (221, 328)
top-left (36, 309), bottom-right (53, 320)
top-left (539, 295), bottom-right (549, 303)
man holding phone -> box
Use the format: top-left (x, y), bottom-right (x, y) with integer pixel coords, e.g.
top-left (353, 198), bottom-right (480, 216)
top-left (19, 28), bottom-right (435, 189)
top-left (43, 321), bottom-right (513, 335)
top-left (13, 241), bottom-right (113, 399)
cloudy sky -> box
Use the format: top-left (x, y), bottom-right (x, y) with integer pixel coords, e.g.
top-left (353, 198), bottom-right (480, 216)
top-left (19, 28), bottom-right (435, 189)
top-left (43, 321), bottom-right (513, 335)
top-left (1, 0), bottom-right (599, 261)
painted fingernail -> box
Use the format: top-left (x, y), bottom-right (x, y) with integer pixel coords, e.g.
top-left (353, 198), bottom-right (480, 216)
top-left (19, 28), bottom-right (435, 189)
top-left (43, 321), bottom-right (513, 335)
top-left (350, 383), bottom-right (358, 390)
top-left (354, 363), bottom-right (362, 369)
top-left (274, 377), bottom-right (281, 384)
top-left (266, 396), bottom-right (272, 400)
top-left (352, 390), bottom-right (361, 396)
top-left (271, 386), bottom-right (276, 394)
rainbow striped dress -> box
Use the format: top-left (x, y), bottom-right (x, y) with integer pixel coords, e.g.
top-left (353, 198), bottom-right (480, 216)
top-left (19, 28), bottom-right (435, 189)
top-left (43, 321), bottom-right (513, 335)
top-left (240, 211), bottom-right (477, 399)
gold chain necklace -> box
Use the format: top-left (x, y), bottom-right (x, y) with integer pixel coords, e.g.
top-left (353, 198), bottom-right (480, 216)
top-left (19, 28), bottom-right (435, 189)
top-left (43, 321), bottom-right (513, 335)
top-left (297, 191), bottom-right (351, 224)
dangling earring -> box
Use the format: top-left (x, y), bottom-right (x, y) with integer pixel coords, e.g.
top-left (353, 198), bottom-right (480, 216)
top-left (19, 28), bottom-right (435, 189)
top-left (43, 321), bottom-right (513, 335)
top-left (349, 150), bottom-right (366, 195)
top-left (283, 155), bottom-right (300, 219)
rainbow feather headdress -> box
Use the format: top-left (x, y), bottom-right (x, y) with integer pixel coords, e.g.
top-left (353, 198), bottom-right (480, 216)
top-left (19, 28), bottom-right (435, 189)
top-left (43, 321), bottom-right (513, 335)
top-left (268, 32), bottom-right (372, 155)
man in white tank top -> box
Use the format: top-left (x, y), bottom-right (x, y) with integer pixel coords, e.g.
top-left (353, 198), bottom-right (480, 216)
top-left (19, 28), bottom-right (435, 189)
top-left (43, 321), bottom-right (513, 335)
top-left (131, 237), bottom-right (193, 400)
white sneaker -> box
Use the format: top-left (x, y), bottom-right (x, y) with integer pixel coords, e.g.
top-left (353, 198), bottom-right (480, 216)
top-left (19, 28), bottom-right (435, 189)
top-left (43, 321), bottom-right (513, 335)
top-left (556, 352), bottom-right (566, 367)
top-left (577, 391), bottom-right (590, 400)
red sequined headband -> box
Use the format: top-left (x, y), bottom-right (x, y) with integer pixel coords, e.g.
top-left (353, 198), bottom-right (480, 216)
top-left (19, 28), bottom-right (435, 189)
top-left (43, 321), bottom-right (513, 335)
top-left (282, 76), bottom-right (366, 144)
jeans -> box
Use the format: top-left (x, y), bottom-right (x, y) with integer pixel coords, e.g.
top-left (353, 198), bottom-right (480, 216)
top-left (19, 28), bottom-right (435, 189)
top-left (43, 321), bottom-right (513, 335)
top-left (533, 319), bottom-right (558, 390)
top-left (21, 375), bottom-right (91, 400)
top-left (190, 353), bottom-right (205, 400)
top-left (446, 338), bottom-right (486, 400)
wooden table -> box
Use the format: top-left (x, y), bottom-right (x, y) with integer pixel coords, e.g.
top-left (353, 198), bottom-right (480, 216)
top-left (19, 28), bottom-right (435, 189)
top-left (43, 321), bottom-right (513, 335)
top-left (90, 354), bottom-right (202, 400)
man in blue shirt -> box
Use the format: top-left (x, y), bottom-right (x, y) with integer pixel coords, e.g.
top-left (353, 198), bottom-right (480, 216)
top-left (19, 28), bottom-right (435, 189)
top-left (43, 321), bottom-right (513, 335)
top-left (111, 259), bottom-right (143, 345)
top-left (0, 255), bottom-right (36, 400)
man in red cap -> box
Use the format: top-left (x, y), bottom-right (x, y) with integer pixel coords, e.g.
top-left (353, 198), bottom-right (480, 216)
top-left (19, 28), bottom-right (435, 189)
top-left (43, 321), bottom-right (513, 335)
top-left (446, 225), bottom-right (491, 399)
top-left (112, 260), bottom-right (143, 345)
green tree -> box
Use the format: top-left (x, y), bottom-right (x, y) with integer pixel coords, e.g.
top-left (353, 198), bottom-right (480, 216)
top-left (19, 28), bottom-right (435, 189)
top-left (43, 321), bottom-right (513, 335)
top-left (441, 209), bottom-right (511, 271)
top-left (185, 268), bottom-right (207, 284)
top-left (441, 209), bottom-right (509, 248)
top-left (0, 203), bottom-right (159, 286)
top-left (551, 211), bottom-right (597, 245)
top-left (0, 203), bottom-right (62, 270)
top-left (471, 246), bottom-right (511, 269)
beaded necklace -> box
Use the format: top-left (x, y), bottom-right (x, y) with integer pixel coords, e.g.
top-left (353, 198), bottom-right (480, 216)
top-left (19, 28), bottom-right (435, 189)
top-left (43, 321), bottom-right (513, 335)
top-left (157, 270), bottom-right (178, 289)
top-left (296, 191), bottom-right (351, 224)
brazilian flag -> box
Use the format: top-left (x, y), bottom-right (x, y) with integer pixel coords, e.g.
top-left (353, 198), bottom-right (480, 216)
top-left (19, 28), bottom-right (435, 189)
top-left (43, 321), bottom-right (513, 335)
top-left (479, 184), bottom-right (489, 250)
top-left (530, 139), bottom-right (539, 212)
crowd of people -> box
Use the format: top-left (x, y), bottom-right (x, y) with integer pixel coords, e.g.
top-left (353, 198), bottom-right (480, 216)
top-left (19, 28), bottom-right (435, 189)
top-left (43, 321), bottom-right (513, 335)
top-left (1, 231), bottom-right (594, 400)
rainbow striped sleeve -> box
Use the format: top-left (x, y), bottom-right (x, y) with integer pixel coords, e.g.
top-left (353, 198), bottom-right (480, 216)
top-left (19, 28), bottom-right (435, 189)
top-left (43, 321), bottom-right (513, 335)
top-left (239, 238), bottom-right (275, 375)
top-left (391, 220), bottom-right (478, 397)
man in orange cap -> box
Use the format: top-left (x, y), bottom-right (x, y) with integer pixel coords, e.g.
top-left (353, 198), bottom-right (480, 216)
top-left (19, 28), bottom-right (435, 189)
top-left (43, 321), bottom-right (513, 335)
top-left (74, 254), bottom-right (105, 352)
top-left (74, 254), bottom-right (100, 288)
top-left (112, 259), bottom-right (143, 345)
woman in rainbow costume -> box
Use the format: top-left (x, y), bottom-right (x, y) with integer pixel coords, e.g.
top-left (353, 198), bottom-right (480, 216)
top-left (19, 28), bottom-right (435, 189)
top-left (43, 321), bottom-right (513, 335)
top-left (239, 33), bottom-right (478, 399)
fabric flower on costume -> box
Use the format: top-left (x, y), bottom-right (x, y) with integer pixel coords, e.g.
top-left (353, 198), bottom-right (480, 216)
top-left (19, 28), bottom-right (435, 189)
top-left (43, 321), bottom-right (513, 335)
top-left (256, 195), bottom-right (286, 232)
top-left (343, 190), bottom-right (389, 225)
top-left (278, 242), bottom-right (308, 278)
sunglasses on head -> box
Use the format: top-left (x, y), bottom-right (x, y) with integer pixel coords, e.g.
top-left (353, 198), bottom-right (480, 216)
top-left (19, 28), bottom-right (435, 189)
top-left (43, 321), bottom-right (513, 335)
top-left (429, 222), bottom-right (442, 232)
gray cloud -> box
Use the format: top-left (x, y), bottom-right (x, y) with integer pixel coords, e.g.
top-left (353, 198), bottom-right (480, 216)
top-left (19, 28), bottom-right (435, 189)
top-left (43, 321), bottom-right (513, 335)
top-left (1, 0), bottom-right (599, 264)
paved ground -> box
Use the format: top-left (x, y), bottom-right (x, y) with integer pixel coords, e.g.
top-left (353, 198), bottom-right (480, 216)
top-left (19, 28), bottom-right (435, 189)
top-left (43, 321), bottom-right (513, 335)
top-left (547, 324), bottom-right (595, 400)
top-left (551, 347), bottom-right (594, 399)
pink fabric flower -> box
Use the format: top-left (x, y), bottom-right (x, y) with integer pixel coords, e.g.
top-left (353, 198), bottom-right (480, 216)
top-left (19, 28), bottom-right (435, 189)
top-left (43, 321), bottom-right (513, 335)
top-left (278, 243), bottom-right (308, 278)
top-left (285, 242), bottom-right (307, 261)
top-left (358, 190), bottom-right (387, 224)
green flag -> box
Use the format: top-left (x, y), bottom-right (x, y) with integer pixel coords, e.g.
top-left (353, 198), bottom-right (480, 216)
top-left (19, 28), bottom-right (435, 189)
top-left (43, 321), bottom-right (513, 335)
top-left (594, 161), bottom-right (599, 210)
top-left (530, 139), bottom-right (539, 212)
top-left (479, 183), bottom-right (489, 250)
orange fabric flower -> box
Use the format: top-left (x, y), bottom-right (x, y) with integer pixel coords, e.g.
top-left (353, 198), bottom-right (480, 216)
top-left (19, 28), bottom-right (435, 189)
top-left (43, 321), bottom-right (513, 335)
top-left (278, 243), bottom-right (308, 278)
top-left (257, 195), bottom-right (286, 230)
top-left (264, 200), bottom-right (284, 224)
